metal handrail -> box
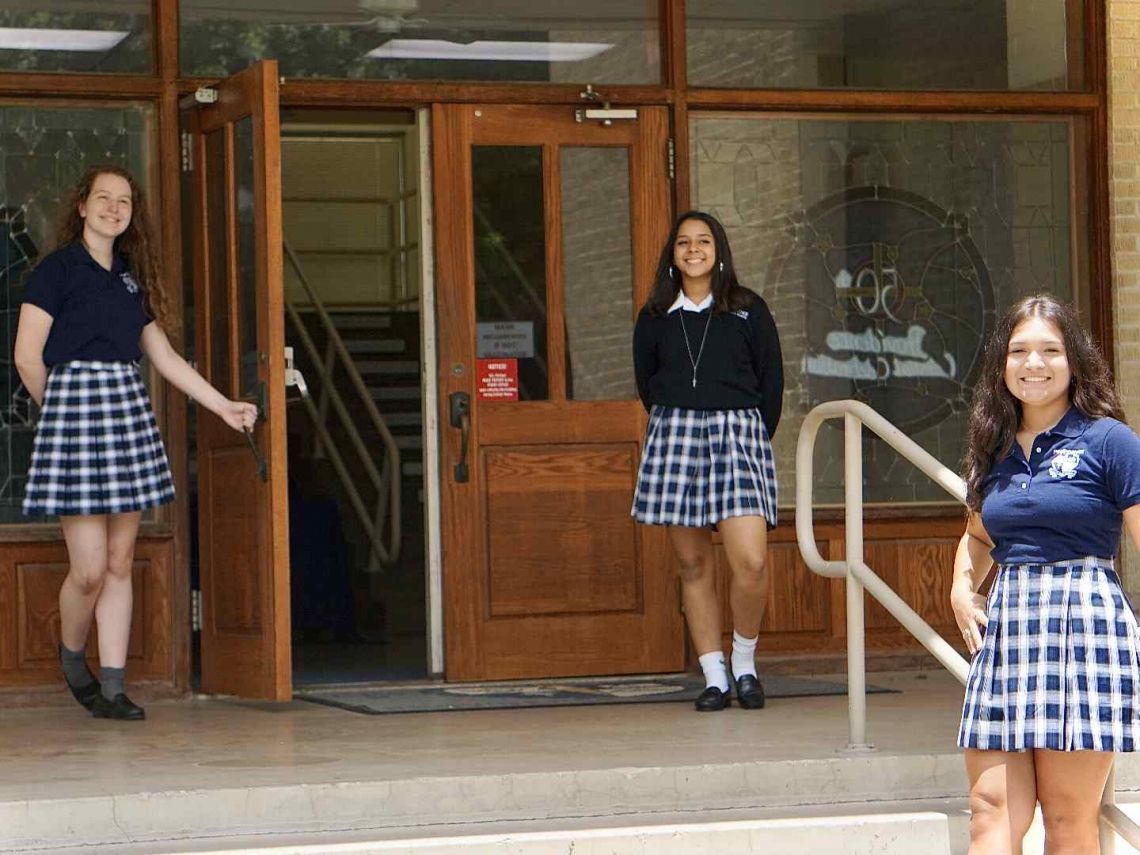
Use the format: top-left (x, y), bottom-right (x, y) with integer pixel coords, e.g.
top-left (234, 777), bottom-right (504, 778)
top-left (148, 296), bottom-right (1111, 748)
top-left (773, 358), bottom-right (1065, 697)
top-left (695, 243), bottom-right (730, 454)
top-left (795, 399), bottom-right (1136, 852)
top-left (283, 240), bottom-right (402, 568)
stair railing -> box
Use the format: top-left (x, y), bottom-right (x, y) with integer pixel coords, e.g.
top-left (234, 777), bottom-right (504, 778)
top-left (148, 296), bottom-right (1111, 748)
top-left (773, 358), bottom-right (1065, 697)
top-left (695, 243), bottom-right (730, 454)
top-left (283, 238), bottom-right (402, 568)
top-left (795, 399), bottom-right (1140, 852)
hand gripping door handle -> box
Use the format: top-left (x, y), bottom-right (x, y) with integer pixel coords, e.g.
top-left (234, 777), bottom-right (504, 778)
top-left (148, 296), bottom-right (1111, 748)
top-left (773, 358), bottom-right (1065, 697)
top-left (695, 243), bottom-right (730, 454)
top-left (448, 391), bottom-right (471, 483)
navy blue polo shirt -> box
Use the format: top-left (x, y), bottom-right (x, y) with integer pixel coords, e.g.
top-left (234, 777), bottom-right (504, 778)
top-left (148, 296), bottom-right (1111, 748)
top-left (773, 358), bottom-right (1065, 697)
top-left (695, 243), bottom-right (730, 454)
top-left (22, 242), bottom-right (153, 366)
top-left (981, 407), bottom-right (1140, 565)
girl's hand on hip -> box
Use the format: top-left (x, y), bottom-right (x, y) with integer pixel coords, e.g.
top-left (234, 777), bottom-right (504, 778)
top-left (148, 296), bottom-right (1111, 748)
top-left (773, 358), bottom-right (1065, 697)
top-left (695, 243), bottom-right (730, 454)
top-left (951, 583), bottom-right (988, 656)
top-left (220, 400), bottom-right (259, 433)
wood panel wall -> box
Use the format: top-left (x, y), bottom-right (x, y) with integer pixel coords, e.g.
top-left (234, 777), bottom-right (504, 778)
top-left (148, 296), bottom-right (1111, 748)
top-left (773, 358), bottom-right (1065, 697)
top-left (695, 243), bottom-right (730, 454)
top-left (712, 515), bottom-right (968, 663)
top-left (0, 538), bottom-right (175, 690)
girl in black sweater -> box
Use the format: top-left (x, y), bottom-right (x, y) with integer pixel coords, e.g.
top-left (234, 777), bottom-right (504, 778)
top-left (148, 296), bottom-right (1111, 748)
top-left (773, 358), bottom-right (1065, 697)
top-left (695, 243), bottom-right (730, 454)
top-left (631, 211), bottom-right (784, 711)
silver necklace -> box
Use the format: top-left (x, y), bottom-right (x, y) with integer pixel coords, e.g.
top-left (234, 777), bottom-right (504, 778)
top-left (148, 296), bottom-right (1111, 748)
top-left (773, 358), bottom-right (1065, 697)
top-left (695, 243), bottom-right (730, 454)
top-left (678, 307), bottom-right (713, 388)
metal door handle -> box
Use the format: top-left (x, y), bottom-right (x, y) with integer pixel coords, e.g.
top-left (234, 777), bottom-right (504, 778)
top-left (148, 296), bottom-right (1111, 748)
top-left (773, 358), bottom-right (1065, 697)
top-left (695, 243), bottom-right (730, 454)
top-left (449, 391), bottom-right (471, 483)
top-left (242, 425), bottom-right (268, 482)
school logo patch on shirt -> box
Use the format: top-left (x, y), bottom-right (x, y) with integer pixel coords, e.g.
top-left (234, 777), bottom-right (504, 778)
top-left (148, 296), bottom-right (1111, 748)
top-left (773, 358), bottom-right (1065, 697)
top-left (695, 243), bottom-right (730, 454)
top-left (120, 272), bottom-right (139, 294)
top-left (732, 309), bottom-right (749, 320)
top-left (1048, 448), bottom-right (1084, 479)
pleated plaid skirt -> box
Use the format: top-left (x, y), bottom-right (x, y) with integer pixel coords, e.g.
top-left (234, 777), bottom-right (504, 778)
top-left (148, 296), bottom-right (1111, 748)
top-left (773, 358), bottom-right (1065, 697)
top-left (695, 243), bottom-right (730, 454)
top-left (958, 556), bottom-right (1140, 752)
top-left (631, 406), bottom-right (778, 529)
top-left (23, 360), bottom-right (176, 517)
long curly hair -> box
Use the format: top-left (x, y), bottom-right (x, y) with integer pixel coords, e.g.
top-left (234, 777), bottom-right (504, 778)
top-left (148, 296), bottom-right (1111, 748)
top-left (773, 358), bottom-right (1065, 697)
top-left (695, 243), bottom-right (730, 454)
top-left (643, 210), bottom-right (754, 315)
top-left (49, 165), bottom-right (170, 329)
top-left (962, 294), bottom-right (1123, 510)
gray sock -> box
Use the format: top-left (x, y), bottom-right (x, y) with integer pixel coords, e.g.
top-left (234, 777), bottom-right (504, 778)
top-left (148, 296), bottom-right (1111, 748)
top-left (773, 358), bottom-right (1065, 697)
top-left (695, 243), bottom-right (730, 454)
top-left (100, 666), bottom-right (126, 700)
top-left (59, 643), bottom-right (94, 688)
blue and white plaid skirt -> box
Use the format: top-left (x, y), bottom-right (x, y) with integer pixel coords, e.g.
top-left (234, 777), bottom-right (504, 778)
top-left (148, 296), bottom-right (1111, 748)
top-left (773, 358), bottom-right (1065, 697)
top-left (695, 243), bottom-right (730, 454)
top-left (631, 406), bottom-right (777, 529)
top-left (958, 556), bottom-right (1140, 752)
top-left (23, 361), bottom-right (176, 517)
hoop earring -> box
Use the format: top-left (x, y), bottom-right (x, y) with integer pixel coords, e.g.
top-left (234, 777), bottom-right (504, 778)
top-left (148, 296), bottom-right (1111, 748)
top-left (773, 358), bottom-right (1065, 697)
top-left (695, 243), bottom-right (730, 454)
top-left (718, 261), bottom-right (724, 272)
top-left (668, 265), bottom-right (676, 279)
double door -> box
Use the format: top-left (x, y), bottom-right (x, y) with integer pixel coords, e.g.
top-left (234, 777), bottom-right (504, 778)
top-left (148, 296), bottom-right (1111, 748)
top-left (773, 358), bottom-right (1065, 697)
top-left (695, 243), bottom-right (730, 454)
top-left (186, 63), bottom-right (680, 697)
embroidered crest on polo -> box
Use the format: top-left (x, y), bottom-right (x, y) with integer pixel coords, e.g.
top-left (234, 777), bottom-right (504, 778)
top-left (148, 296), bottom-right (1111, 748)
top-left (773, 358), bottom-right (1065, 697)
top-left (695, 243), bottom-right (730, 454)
top-left (120, 271), bottom-right (139, 294)
top-left (1048, 448), bottom-right (1084, 479)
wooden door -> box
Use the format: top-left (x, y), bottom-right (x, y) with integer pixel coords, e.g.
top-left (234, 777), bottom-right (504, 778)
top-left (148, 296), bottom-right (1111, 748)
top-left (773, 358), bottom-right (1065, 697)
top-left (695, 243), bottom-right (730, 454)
top-left (433, 104), bottom-right (681, 681)
top-left (185, 61), bottom-right (290, 699)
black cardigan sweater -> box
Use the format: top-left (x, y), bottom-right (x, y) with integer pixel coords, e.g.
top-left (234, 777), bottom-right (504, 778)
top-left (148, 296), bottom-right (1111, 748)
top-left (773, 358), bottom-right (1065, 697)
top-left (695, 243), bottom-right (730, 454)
top-left (632, 292), bottom-right (784, 437)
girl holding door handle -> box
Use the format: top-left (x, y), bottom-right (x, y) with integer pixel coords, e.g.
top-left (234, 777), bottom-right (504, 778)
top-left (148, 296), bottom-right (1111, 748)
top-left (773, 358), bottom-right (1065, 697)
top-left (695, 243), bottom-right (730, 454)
top-left (14, 166), bottom-right (257, 720)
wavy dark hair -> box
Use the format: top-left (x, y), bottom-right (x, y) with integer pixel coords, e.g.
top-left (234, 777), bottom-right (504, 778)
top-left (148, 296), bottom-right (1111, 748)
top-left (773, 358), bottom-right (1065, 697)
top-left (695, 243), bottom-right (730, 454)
top-left (962, 294), bottom-right (1123, 511)
top-left (643, 210), bottom-right (754, 315)
top-left (47, 165), bottom-right (170, 329)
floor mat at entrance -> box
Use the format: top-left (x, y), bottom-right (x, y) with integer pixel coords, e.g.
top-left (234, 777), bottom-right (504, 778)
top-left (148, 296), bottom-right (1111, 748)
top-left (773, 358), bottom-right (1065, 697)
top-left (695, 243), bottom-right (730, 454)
top-left (294, 672), bottom-right (893, 715)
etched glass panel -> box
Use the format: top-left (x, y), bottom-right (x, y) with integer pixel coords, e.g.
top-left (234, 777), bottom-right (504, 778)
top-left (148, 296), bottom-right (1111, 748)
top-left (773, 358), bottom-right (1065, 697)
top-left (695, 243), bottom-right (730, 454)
top-left (690, 116), bottom-right (1082, 505)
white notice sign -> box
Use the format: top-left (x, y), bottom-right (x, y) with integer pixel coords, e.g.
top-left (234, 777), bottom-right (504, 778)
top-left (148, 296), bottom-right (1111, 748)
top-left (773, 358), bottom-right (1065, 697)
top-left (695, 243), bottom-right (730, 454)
top-left (476, 321), bottom-right (535, 359)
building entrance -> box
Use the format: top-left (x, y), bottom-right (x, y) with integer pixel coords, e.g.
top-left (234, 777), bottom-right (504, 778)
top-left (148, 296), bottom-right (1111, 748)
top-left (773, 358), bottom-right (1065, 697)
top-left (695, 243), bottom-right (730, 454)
top-left (279, 107), bottom-right (431, 686)
top-left (185, 71), bottom-right (687, 697)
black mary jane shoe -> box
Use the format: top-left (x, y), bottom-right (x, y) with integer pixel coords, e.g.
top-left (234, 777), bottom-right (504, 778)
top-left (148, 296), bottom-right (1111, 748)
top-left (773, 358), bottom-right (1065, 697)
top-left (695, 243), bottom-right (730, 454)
top-left (694, 685), bottom-right (731, 712)
top-left (60, 644), bottom-right (101, 712)
top-left (91, 693), bottom-right (146, 721)
top-left (735, 674), bottom-right (766, 710)
top-left (66, 678), bottom-right (102, 712)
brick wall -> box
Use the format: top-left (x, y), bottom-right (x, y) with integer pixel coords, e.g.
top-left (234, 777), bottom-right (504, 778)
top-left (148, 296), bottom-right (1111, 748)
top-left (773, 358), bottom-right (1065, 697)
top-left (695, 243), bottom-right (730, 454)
top-left (1109, 0), bottom-right (1140, 588)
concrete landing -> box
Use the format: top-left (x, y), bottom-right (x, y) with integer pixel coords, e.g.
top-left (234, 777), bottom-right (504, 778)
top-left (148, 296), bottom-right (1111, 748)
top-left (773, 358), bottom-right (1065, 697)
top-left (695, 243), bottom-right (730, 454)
top-left (3, 671), bottom-right (1138, 853)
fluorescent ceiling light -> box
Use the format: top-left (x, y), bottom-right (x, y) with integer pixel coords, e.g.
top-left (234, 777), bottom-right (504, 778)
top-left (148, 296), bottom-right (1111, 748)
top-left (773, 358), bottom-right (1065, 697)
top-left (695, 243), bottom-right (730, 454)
top-left (366, 39), bottom-right (612, 62)
top-left (0, 27), bottom-right (129, 52)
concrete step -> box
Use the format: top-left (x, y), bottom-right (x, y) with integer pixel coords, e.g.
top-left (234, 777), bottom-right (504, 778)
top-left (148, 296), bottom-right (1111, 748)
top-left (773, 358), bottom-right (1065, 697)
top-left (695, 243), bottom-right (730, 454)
top-left (7, 675), bottom-right (1139, 854)
top-left (45, 804), bottom-right (970, 854)
top-left (24, 802), bottom-right (1140, 855)
top-left (0, 750), bottom-right (979, 851)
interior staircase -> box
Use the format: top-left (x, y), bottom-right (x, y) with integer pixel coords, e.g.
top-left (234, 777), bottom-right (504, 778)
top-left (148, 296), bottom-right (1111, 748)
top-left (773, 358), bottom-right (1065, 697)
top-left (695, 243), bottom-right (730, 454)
top-left (285, 307), bottom-right (426, 649)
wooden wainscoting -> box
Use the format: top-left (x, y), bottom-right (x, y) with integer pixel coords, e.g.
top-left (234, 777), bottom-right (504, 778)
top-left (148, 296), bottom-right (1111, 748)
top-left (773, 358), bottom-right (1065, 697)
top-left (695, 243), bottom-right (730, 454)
top-left (0, 536), bottom-right (175, 688)
top-left (712, 514), bottom-right (967, 659)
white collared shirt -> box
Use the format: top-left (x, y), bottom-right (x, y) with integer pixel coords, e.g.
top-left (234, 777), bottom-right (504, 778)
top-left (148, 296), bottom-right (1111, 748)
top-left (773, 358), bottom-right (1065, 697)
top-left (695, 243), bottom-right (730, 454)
top-left (667, 292), bottom-right (714, 313)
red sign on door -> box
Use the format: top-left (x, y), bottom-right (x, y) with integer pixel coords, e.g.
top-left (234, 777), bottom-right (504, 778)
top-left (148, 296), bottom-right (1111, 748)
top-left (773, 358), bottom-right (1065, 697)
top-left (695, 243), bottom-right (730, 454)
top-left (477, 358), bottom-right (519, 401)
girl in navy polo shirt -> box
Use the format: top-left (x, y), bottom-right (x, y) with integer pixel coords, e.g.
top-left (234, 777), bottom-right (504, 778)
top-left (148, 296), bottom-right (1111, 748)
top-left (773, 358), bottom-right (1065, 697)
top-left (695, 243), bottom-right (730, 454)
top-left (631, 211), bottom-right (784, 712)
top-left (14, 166), bottom-right (256, 721)
top-left (953, 294), bottom-right (1140, 853)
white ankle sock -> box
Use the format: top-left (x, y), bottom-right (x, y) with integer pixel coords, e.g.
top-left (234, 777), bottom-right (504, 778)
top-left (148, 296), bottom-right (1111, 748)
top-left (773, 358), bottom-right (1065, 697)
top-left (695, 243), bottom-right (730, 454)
top-left (731, 631), bottom-right (758, 679)
top-left (698, 651), bottom-right (729, 692)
